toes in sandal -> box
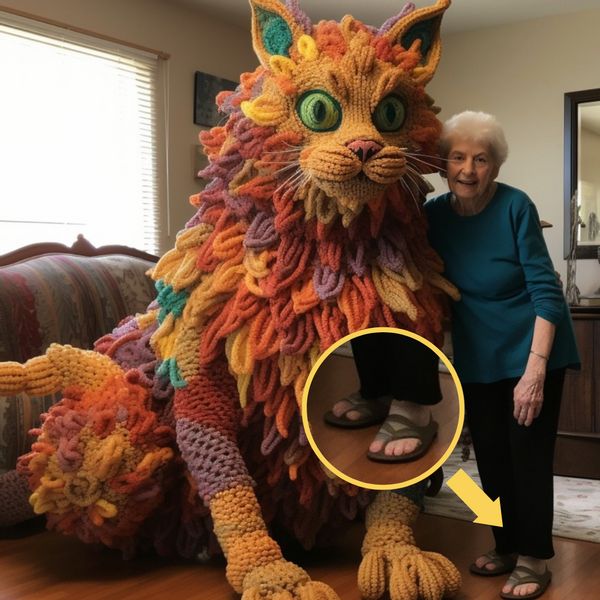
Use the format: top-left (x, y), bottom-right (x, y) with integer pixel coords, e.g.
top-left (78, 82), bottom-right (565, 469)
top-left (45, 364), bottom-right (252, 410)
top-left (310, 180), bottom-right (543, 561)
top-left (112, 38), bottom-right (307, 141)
top-left (323, 393), bottom-right (391, 428)
top-left (499, 566), bottom-right (551, 600)
top-left (469, 550), bottom-right (517, 576)
top-left (366, 413), bottom-right (438, 463)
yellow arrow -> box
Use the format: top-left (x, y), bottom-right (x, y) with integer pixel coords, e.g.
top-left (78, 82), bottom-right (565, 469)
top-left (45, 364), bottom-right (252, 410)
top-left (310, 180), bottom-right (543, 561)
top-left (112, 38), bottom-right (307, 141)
top-left (446, 468), bottom-right (503, 527)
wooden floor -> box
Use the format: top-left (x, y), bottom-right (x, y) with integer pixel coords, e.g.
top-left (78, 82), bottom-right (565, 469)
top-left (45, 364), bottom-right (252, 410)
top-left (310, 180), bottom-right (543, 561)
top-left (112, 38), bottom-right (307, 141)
top-left (1, 514), bottom-right (598, 599)
top-left (306, 353), bottom-right (461, 486)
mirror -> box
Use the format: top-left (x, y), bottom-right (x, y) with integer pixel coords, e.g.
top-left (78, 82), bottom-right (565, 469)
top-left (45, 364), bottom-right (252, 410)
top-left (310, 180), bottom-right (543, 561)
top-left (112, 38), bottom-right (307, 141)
top-left (564, 88), bottom-right (600, 259)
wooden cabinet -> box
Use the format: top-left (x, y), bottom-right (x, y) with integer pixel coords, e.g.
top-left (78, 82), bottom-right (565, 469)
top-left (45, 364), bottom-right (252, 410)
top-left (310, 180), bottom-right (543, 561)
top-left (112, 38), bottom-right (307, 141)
top-left (554, 310), bottom-right (600, 479)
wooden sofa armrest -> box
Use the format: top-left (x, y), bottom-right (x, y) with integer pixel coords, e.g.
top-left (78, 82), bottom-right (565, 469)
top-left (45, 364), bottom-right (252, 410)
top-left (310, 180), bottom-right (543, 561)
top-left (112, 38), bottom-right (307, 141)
top-left (0, 234), bottom-right (158, 267)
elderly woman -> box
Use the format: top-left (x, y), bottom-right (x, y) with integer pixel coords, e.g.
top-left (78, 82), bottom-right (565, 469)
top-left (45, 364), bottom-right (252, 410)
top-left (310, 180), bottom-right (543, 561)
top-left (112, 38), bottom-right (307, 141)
top-left (425, 111), bottom-right (579, 600)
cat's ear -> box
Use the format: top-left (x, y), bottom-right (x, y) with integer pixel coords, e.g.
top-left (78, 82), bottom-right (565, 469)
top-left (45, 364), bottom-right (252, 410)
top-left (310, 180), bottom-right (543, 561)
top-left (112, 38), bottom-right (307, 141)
top-left (249, 0), bottom-right (306, 67)
top-left (384, 0), bottom-right (450, 84)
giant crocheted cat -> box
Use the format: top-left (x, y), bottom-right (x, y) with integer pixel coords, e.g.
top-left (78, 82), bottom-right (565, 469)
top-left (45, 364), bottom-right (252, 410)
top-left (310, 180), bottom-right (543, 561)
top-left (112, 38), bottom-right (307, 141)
top-left (0, 1), bottom-right (461, 598)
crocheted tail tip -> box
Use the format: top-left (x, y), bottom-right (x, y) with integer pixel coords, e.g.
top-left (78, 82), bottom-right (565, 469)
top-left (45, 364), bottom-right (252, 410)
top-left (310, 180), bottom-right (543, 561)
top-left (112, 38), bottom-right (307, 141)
top-left (16, 369), bottom-right (178, 553)
top-left (241, 559), bottom-right (340, 600)
top-left (0, 344), bottom-right (125, 397)
top-left (0, 356), bottom-right (59, 396)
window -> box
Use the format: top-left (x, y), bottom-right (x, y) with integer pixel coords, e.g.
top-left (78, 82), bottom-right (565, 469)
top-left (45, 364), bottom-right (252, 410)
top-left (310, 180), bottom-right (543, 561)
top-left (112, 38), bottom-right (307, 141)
top-left (0, 12), bottom-right (164, 255)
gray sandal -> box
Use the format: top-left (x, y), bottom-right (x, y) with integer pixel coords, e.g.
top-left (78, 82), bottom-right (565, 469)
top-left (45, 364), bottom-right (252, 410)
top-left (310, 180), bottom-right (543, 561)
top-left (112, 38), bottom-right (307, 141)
top-left (500, 565), bottom-right (551, 600)
top-left (366, 412), bottom-right (438, 463)
top-left (469, 550), bottom-right (517, 576)
top-left (324, 393), bottom-right (391, 428)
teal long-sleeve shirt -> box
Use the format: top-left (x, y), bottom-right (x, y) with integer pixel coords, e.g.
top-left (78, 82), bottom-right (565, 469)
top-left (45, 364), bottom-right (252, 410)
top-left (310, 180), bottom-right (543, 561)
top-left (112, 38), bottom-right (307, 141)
top-left (425, 183), bottom-right (580, 384)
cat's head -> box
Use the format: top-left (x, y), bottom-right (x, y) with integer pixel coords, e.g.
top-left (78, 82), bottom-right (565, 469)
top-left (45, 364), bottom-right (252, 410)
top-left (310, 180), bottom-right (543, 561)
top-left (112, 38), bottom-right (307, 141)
top-left (237, 0), bottom-right (450, 225)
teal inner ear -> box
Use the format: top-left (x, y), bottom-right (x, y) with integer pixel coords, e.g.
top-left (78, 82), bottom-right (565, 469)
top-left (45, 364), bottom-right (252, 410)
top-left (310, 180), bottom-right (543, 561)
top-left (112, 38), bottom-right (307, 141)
top-left (256, 7), bottom-right (293, 57)
top-left (400, 16), bottom-right (440, 60)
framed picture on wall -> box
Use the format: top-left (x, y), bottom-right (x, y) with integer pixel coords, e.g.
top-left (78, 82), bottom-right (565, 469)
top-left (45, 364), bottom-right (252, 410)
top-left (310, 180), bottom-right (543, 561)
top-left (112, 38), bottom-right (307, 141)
top-left (193, 71), bottom-right (237, 127)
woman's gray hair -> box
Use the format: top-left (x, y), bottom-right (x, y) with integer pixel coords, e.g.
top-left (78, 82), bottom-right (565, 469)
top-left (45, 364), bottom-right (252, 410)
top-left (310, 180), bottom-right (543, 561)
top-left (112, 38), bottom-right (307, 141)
top-left (439, 111), bottom-right (509, 166)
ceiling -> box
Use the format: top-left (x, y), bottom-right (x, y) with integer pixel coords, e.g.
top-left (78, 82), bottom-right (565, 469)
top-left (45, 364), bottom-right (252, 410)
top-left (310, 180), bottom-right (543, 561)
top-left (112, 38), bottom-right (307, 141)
top-left (168, 0), bottom-right (600, 34)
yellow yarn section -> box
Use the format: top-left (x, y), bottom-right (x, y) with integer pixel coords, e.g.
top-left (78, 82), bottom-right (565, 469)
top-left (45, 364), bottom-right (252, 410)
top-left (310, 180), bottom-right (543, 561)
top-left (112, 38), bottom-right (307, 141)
top-left (136, 309), bottom-right (159, 331)
top-left (0, 345), bottom-right (124, 397)
top-left (269, 55), bottom-right (297, 77)
top-left (225, 326), bottom-right (253, 407)
top-left (297, 34), bottom-right (319, 61)
top-left (241, 95), bottom-right (287, 127)
top-left (358, 492), bottom-right (461, 600)
top-left (151, 313), bottom-right (182, 361)
top-left (371, 266), bottom-right (419, 321)
top-left (210, 485), bottom-right (270, 555)
top-left (243, 250), bottom-right (271, 297)
top-left (151, 224), bottom-right (213, 291)
top-left (171, 326), bottom-right (201, 383)
top-left (29, 423), bottom-right (173, 518)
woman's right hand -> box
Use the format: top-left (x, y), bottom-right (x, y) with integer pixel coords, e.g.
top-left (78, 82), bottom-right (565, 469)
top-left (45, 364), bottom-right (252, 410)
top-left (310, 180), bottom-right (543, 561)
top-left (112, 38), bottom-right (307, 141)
top-left (513, 356), bottom-right (546, 426)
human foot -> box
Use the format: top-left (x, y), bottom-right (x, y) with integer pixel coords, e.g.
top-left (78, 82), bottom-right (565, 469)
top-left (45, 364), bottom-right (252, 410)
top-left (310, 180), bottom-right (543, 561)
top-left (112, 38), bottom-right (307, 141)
top-left (324, 392), bottom-right (390, 428)
top-left (367, 400), bottom-right (437, 462)
top-left (500, 557), bottom-right (550, 599)
top-left (469, 550), bottom-right (516, 576)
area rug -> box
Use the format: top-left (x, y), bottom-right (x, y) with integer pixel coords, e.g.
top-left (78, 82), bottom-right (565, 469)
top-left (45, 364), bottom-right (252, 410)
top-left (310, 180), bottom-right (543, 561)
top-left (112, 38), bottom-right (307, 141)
top-left (424, 447), bottom-right (600, 544)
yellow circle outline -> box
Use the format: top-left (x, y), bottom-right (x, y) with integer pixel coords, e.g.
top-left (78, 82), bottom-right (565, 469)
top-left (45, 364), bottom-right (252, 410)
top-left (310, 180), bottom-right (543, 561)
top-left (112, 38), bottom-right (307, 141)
top-left (301, 327), bottom-right (464, 490)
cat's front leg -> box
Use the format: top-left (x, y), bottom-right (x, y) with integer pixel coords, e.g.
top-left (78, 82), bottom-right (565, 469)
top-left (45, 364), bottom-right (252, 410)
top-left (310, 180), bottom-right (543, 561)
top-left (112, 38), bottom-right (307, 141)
top-left (174, 359), bottom-right (339, 600)
top-left (358, 489), bottom-right (461, 600)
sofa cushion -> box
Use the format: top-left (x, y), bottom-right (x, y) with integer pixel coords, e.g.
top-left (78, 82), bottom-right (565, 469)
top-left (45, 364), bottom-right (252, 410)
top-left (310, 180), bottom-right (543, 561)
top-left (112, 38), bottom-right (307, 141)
top-left (0, 254), bottom-right (156, 362)
top-left (0, 252), bottom-right (157, 473)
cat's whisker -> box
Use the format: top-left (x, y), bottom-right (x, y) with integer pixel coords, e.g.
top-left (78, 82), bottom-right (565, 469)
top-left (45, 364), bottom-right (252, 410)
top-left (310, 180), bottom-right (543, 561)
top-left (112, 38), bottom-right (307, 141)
top-left (273, 163), bottom-right (301, 177)
top-left (400, 173), bottom-right (421, 211)
top-left (274, 167), bottom-right (304, 195)
top-left (399, 177), bottom-right (420, 211)
top-left (406, 155), bottom-right (444, 172)
top-left (405, 166), bottom-right (433, 196)
top-left (263, 148), bottom-right (303, 155)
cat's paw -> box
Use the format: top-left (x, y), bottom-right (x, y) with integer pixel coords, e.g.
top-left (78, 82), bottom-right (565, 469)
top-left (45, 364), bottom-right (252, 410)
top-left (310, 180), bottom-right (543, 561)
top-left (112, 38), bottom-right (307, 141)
top-left (242, 559), bottom-right (340, 599)
top-left (358, 543), bottom-right (461, 600)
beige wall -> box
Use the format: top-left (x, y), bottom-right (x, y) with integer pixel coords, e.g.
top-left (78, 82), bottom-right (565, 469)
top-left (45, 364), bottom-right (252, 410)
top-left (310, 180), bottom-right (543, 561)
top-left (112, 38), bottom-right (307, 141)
top-left (0, 0), bottom-right (256, 253)
top-left (428, 7), bottom-right (600, 294)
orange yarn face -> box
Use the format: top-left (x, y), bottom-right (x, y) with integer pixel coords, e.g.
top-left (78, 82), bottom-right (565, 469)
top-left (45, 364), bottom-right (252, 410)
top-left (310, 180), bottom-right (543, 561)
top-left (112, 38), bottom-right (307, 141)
top-left (238, 0), bottom-right (449, 225)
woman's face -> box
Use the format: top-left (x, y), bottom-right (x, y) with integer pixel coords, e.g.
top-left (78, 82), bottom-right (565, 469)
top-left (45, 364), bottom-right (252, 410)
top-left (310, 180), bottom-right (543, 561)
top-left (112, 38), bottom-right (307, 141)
top-left (445, 139), bottom-right (499, 204)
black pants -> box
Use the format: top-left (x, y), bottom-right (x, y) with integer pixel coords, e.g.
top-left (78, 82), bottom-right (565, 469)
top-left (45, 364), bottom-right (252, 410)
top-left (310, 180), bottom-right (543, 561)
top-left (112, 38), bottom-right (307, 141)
top-left (463, 369), bottom-right (565, 559)
top-left (350, 333), bottom-right (442, 405)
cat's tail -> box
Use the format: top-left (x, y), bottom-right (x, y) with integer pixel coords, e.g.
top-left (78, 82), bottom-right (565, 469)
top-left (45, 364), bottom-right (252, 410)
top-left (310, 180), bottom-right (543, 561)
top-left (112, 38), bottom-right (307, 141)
top-left (0, 344), bottom-right (123, 397)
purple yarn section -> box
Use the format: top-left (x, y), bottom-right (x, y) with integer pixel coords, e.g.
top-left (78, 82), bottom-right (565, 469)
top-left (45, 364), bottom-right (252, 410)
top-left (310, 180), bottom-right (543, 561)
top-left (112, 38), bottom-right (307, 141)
top-left (261, 417), bottom-right (283, 455)
top-left (97, 318), bottom-right (174, 406)
top-left (377, 236), bottom-right (407, 272)
top-left (346, 242), bottom-right (367, 276)
top-left (378, 3), bottom-right (416, 35)
top-left (175, 418), bottom-right (254, 503)
top-left (245, 211), bottom-right (279, 250)
top-left (298, 422), bottom-right (308, 446)
top-left (223, 190), bottom-right (255, 219)
top-left (313, 264), bottom-right (345, 301)
top-left (111, 320), bottom-right (157, 370)
top-left (285, 0), bottom-right (312, 34)
top-left (199, 152), bottom-right (243, 182)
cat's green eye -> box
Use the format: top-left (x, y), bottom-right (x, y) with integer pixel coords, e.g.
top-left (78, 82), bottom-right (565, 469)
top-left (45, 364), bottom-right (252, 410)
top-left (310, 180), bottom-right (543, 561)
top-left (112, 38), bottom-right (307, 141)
top-left (296, 90), bottom-right (341, 132)
top-left (372, 94), bottom-right (407, 132)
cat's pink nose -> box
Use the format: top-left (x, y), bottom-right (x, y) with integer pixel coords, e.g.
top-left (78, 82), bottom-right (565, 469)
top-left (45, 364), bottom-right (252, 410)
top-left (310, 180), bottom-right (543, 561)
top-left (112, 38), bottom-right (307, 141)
top-left (346, 139), bottom-right (382, 162)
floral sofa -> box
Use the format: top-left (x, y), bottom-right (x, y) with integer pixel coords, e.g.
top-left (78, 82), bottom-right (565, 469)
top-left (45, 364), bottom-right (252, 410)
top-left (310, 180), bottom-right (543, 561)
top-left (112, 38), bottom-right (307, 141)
top-left (0, 236), bottom-right (158, 474)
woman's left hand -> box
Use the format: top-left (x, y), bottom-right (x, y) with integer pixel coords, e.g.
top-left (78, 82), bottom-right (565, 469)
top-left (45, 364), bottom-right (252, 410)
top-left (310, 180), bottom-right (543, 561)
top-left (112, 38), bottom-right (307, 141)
top-left (513, 361), bottom-right (546, 426)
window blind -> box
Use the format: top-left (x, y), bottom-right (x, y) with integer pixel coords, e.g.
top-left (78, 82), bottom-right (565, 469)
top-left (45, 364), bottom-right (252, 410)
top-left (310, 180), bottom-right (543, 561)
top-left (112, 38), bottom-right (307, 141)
top-left (0, 11), bottom-right (163, 255)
